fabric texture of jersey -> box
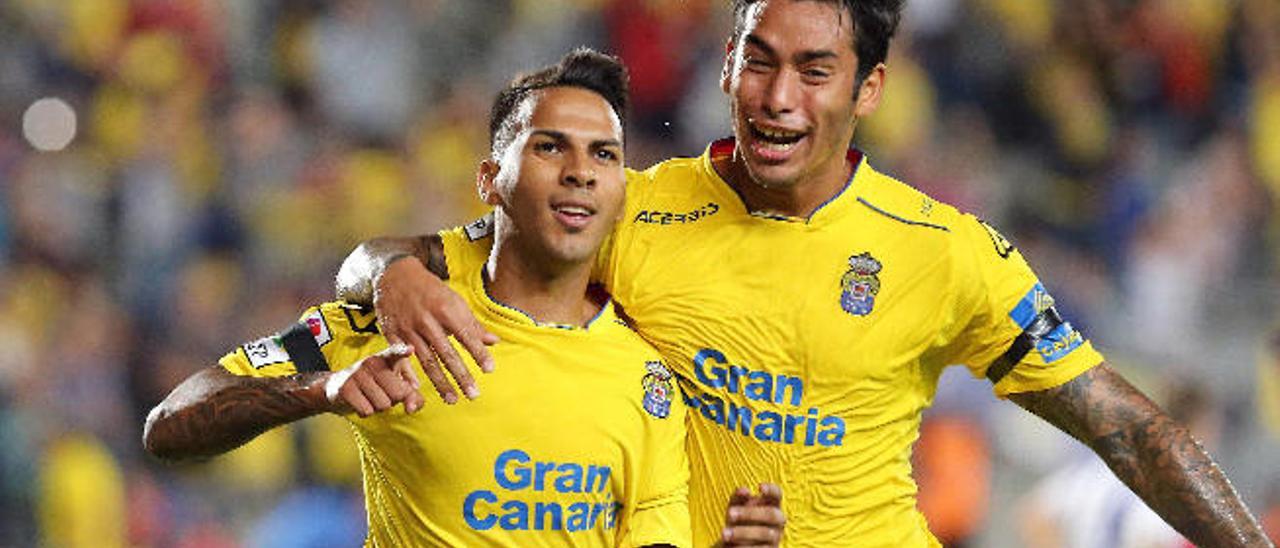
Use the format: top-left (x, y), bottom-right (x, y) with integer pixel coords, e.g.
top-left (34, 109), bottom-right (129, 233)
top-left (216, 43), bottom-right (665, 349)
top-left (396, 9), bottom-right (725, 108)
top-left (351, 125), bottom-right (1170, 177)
top-left (220, 228), bottom-right (691, 548)
top-left (441, 139), bottom-right (1104, 546)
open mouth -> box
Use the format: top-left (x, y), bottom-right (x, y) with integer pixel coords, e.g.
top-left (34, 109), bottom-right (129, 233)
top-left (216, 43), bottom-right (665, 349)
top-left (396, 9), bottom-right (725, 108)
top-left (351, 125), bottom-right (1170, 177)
top-left (748, 122), bottom-right (807, 157)
top-left (551, 201), bottom-right (596, 229)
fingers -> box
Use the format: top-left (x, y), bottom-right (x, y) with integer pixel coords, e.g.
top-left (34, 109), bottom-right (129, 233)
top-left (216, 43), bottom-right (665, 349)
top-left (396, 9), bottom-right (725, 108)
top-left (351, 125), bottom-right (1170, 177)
top-left (373, 268), bottom-right (496, 401)
top-left (728, 505), bottom-right (786, 527)
top-left (417, 317), bottom-right (478, 400)
top-left (726, 486), bottom-right (751, 509)
top-left (331, 345), bottom-right (426, 417)
top-left (450, 317), bottom-right (498, 373)
top-left (721, 525), bottom-right (782, 547)
top-left (392, 354), bottom-right (424, 414)
top-left (354, 369), bottom-right (393, 412)
top-left (403, 330), bottom-right (458, 405)
top-left (336, 380), bottom-right (374, 417)
top-left (756, 482), bottom-right (782, 507)
top-left (723, 484), bottom-right (786, 547)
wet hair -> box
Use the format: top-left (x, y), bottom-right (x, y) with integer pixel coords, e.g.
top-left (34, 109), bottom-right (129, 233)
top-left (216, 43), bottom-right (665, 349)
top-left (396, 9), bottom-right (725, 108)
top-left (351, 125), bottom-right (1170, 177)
top-left (732, 0), bottom-right (905, 84)
top-left (488, 47), bottom-right (629, 158)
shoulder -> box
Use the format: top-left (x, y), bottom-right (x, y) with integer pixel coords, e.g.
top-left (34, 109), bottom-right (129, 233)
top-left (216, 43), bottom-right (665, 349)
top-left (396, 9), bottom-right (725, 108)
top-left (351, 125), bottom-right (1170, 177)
top-left (630, 155), bottom-right (716, 200)
top-left (853, 161), bottom-right (1005, 254)
top-left (853, 161), bottom-right (967, 232)
top-left (439, 217), bottom-right (493, 284)
top-left (309, 301), bottom-right (381, 339)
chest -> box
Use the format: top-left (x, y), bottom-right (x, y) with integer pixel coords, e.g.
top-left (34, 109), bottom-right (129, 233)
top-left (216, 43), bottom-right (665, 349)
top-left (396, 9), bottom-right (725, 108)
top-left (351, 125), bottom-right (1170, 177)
top-left (355, 338), bottom-right (658, 501)
top-left (610, 215), bottom-right (957, 405)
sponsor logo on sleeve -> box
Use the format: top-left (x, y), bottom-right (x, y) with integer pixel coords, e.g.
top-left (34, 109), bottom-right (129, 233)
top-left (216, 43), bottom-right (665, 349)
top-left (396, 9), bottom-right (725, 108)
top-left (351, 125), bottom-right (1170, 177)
top-left (303, 310), bottom-right (332, 347)
top-left (243, 335), bottom-right (290, 369)
top-left (464, 213), bottom-right (495, 241)
top-left (1009, 283), bottom-right (1084, 362)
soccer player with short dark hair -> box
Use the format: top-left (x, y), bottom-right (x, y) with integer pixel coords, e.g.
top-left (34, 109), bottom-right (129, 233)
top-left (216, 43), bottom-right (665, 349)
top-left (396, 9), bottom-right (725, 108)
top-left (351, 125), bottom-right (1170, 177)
top-left (336, 1), bottom-right (1271, 546)
top-left (145, 48), bottom-right (784, 547)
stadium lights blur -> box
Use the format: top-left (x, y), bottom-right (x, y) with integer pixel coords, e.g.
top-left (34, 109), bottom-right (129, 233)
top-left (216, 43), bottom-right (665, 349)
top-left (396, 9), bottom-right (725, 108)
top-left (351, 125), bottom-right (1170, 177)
top-left (23, 97), bottom-right (77, 152)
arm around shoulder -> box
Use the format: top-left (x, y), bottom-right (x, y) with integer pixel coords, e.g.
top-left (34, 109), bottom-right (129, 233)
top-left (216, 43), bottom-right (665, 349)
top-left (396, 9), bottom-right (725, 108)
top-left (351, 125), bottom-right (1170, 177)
top-left (335, 234), bottom-right (448, 306)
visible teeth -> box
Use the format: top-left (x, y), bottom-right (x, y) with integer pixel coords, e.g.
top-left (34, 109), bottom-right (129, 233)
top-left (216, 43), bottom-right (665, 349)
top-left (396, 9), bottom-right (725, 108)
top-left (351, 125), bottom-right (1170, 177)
top-left (756, 126), bottom-right (802, 140)
top-left (557, 206), bottom-right (591, 216)
top-left (760, 141), bottom-right (795, 151)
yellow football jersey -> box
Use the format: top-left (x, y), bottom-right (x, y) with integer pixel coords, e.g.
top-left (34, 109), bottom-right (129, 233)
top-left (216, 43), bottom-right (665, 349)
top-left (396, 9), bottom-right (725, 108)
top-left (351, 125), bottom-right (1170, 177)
top-left (219, 228), bottom-right (691, 548)
top-left (446, 139), bottom-right (1104, 546)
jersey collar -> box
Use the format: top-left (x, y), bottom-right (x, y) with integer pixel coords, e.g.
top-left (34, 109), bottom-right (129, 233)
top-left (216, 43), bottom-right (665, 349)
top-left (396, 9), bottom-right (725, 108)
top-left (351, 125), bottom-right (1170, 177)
top-left (701, 137), bottom-right (866, 226)
top-left (472, 266), bottom-right (615, 332)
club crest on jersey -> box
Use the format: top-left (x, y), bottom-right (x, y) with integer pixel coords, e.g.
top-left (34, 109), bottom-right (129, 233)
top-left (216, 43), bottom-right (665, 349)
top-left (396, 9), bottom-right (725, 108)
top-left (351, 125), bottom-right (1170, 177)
top-left (641, 361), bottom-right (674, 419)
top-left (840, 252), bottom-right (882, 316)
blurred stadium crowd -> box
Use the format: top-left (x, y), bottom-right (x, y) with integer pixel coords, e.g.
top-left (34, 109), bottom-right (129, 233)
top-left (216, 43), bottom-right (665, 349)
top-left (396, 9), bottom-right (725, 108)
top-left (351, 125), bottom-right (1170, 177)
top-left (1, 0), bottom-right (1279, 546)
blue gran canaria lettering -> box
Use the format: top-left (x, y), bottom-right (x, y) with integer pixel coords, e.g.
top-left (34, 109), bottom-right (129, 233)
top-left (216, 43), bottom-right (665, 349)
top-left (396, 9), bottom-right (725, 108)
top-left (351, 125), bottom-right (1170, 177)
top-left (463, 449), bottom-right (621, 533)
top-left (690, 348), bottom-right (845, 447)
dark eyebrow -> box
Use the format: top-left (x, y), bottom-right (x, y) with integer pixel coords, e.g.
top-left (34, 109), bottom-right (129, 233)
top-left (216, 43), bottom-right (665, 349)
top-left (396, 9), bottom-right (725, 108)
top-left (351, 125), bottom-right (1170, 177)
top-left (796, 50), bottom-right (838, 64)
top-left (743, 34), bottom-right (776, 57)
top-left (530, 129), bottom-right (621, 149)
top-left (529, 129), bottom-right (567, 141)
top-left (745, 34), bottom-right (838, 65)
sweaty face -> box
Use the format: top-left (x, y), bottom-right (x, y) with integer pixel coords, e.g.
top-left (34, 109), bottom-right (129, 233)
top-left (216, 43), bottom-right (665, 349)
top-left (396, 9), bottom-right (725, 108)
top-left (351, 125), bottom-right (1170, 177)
top-left (485, 86), bottom-right (625, 268)
top-left (725, 0), bottom-right (863, 190)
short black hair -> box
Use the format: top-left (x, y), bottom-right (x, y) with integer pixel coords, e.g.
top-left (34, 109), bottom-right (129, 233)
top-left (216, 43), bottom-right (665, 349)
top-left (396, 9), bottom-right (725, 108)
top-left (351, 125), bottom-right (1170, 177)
top-left (488, 47), bottom-right (629, 158)
top-left (732, 0), bottom-right (905, 84)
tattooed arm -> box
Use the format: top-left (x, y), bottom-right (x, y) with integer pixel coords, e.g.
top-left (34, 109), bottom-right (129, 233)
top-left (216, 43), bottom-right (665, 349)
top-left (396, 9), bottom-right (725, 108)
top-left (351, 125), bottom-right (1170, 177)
top-left (143, 345), bottom-right (420, 461)
top-left (1009, 364), bottom-right (1272, 547)
top-left (334, 233), bottom-right (498, 403)
top-left (335, 234), bottom-right (448, 307)
top-left (143, 366), bottom-right (329, 460)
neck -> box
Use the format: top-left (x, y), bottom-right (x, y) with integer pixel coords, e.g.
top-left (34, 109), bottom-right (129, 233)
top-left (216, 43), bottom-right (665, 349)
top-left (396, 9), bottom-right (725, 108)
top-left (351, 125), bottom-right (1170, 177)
top-left (713, 142), bottom-right (855, 219)
top-left (485, 240), bottom-right (599, 327)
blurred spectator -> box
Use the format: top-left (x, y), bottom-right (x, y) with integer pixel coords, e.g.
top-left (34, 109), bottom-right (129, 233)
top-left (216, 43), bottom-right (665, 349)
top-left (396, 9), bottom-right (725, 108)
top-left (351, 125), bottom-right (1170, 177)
top-left (1016, 381), bottom-right (1221, 548)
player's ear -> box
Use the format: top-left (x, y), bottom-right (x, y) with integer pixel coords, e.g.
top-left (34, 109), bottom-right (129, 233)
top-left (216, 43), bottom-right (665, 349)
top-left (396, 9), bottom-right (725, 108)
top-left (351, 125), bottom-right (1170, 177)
top-left (853, 63), bottom-right (887, 118)
top-left (720, 38), bottom-right (736, 93)
top-left (476, 159), bottom-right (502, 207)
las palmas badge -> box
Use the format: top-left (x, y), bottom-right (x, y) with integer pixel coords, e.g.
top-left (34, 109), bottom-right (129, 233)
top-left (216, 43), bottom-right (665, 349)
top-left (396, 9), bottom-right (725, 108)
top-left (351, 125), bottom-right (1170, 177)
top-left (840, 252), bottom-right (882, 316)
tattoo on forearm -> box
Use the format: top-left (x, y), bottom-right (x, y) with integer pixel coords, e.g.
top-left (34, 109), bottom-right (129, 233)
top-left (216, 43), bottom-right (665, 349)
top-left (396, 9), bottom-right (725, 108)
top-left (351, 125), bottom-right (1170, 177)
top-left (144, 367), bottom-right (327, 461)
top-left (335, 235), bottom-right (448, 304)
top-left (423, 234), bottom-right (448, 280)
top-left (1009, 365), bottom-right (1271, 547)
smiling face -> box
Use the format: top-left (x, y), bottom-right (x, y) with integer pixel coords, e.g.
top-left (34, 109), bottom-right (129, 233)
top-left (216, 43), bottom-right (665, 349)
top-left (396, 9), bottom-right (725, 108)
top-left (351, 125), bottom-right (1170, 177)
top-left (723, 0), bottom-right (883, 194)
top-left (480, 86), bottom-right (625, 270)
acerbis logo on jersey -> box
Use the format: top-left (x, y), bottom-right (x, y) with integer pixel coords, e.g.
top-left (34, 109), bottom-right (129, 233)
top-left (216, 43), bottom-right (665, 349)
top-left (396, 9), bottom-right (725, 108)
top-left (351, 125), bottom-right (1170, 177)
top-left (641, 360), bottom-right (675, 419)
top-left (840, 252), bottom-right (882, 316)
top-left (632, 202), bottom-right (720, 225)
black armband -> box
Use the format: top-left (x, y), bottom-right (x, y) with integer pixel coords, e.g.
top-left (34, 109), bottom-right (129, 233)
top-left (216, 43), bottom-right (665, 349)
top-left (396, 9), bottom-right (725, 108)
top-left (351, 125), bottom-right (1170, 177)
top-left (986, 306), bottom-right (1066, 384)
top-left (280, 322), bottom-right (331, 373)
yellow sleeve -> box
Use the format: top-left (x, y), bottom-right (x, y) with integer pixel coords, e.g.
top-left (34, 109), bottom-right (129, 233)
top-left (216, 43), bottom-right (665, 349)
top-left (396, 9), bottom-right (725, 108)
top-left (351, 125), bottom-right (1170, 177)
top-left (443, 214), bottom-right (496, 283)
top-left (219, 302), bottom-right (384, 378)
top-left (619, 360), bottom-right (692, 548)
top-left (591, 168), bottom-right (646, 284)
top-left (944, 216), bottom-right (1104, 397)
